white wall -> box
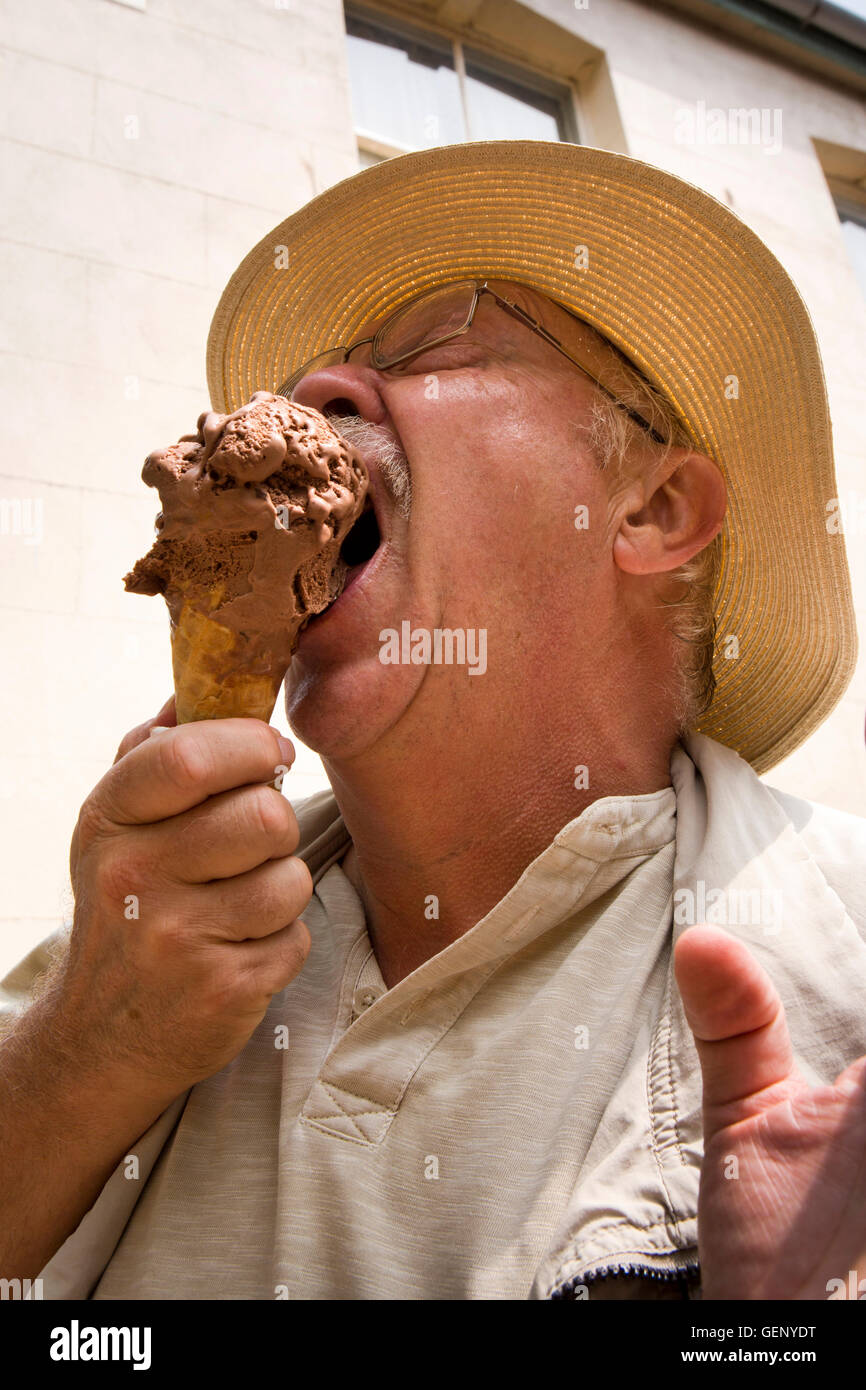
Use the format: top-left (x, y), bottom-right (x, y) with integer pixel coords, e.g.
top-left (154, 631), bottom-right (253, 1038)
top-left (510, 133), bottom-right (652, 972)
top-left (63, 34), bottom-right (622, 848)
top-left (1, 0), bottom-right (358, 973)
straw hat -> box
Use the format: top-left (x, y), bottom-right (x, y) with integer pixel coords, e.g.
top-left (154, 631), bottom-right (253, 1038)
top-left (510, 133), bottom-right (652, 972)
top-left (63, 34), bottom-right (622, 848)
top-left (206, 140), bottom-right (856, 774)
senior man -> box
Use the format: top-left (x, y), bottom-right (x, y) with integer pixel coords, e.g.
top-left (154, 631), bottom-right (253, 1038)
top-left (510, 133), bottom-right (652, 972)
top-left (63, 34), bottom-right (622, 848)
top-left (2, 142), bottom-right (865, 1301)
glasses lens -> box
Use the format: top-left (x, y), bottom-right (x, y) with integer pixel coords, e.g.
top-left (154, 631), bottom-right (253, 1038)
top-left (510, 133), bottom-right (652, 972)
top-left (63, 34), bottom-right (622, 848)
top-left (276, 348), bottom-right (349, 399)
top-left (373, 281), bottom-right (477, 367)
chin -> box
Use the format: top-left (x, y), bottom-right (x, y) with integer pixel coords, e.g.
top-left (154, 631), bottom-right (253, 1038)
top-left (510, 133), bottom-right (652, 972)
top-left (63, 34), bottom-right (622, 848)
top-left (283, 653), bottom-right (421, 763)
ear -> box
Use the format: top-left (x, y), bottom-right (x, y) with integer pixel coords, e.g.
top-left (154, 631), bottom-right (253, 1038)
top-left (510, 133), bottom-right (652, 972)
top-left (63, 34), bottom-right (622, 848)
top-left (612, 447), bottom-right (726, 576)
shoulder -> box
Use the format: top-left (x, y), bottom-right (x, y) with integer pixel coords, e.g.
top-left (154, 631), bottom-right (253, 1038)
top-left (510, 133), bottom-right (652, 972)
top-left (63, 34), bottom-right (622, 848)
top-left (764, 784), bottom-right (866, 933)
top-left (679, 732), bottom-right (866, 933)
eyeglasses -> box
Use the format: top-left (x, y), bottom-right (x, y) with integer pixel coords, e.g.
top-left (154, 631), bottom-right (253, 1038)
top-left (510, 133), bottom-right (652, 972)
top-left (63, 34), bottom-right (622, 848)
top-left (275, 279), bottom-right (667, 444)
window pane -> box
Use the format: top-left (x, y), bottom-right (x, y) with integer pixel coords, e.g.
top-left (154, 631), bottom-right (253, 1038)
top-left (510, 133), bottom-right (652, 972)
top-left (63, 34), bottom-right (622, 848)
top-left (839, 214), bottom-right (866, 298)
top-left (346, 14), bottom-right (466, 149)
top-left (464, 59), bottom-right (567, 141)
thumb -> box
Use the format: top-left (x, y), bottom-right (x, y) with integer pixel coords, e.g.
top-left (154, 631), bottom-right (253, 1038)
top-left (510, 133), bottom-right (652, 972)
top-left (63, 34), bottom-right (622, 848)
top-left (674, 924), bottom-right (796, 1127)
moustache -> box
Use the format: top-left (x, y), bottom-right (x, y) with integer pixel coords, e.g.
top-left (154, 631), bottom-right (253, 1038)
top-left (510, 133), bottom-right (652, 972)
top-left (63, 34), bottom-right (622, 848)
top-left (326, 413), bottom-right (412, 520)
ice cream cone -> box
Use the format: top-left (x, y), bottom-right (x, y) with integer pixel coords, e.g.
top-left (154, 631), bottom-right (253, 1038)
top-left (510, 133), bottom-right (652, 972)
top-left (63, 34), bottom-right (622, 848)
top-left (124, 393), bottom-right (368, 723)
top-left (170, 587), bottom-right (287, 724)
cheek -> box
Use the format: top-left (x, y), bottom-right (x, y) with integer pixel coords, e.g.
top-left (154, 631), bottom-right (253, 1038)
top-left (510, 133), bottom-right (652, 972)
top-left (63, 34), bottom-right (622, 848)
top-left (411, 386), bottom-right (610, 580)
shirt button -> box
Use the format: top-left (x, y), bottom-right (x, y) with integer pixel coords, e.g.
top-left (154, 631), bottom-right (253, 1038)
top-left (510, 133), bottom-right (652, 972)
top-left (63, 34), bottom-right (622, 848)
top-left (352, 985), bottom-right (382, 1016)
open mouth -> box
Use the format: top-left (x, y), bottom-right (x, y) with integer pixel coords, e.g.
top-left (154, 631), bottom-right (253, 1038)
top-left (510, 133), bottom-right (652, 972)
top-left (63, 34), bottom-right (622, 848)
top-left (339, 498), bottom-right (381, 571)
top-left (308, 497), bottom-right (382, 624)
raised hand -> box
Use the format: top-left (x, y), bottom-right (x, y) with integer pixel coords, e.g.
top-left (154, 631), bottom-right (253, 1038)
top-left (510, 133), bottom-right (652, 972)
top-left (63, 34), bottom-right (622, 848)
top-left (674, 924), bottom-right (866, 1301)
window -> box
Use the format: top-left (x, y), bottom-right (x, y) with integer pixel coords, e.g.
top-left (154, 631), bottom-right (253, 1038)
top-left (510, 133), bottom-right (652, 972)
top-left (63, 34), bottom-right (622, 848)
top-left (836, 197), bottom-right (866, 299)
top-left (813, 139), bottom-right (866, 299)
top-left (345, 6), bottom-right (577, 166)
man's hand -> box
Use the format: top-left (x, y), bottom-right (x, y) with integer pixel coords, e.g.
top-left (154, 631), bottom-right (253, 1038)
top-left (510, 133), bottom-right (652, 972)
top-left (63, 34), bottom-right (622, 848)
top-left (60, 698), bottom-right (313, 1109)
top-left (674, 924), bottom-right (866, 1300)
top-left (0, 699), bottom-right (313, 1283)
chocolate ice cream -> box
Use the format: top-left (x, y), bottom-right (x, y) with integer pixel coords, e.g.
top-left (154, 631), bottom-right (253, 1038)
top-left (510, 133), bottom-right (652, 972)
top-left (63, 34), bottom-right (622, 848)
top-left (124, 390), bottom-right (368, 722)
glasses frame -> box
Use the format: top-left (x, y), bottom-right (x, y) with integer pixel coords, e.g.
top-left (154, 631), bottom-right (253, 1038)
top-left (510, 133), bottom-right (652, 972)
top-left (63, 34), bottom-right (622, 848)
top-left (277, 279), bottom-right (666, 444)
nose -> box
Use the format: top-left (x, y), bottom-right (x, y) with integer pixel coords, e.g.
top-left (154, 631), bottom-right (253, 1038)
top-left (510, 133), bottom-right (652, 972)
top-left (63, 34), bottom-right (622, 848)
top-left (291, 363), bottom-right (388, 425)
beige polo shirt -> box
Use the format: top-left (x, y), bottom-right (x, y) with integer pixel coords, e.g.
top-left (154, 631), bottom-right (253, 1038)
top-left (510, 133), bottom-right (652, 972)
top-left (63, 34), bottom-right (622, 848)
top-left (7, 731), bottom-right (866, 1299)
top-left (88, 784), bottom-right (678, 1300)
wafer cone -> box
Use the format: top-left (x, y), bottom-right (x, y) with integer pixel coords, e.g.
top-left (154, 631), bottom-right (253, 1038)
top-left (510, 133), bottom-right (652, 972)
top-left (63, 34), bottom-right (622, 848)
top-left (171, 586), bottom-right (287, 724)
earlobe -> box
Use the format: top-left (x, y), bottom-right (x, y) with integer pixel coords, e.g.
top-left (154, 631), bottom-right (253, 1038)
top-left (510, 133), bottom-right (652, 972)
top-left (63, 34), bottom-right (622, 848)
top-left (612, 449), bottom-right (726, 576)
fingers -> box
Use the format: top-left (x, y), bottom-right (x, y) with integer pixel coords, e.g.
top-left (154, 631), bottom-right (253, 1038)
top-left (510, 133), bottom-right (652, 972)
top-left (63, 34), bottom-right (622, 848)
top-left (234, 917), bottom-right (313, 998)
top-left (99, 718), bottom-right (295, 826)
top-left (674, 924), bottom-right (796, 1122)
top-left (71, 696), bottom-right (179, 872)
top-left (143, 783), bottom-right (301, 883)
top-left (176, 854), bottom-right (314, 944)
top-left (113, 695), bottom-right (178, 763)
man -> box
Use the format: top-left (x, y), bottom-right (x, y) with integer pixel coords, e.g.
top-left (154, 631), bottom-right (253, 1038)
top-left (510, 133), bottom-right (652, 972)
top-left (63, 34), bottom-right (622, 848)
top-left (1, 141), bottom-right (865, 1300)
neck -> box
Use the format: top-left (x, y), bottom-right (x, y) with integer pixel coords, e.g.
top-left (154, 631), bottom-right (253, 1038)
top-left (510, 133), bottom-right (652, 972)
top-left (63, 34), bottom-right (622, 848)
top-left (324, 685), bottom-right (676, 990)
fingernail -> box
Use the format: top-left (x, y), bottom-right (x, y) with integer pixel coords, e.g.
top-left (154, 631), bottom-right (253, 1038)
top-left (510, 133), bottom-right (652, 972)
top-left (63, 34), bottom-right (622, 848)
top-left (275, 734), bottom-right (295, 765)
top-left (149, 725), bottom-right (170, 737)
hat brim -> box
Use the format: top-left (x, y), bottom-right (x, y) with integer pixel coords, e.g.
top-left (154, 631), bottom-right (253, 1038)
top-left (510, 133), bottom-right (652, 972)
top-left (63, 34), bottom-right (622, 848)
top-left (206, 140), bottom-right (857, 774)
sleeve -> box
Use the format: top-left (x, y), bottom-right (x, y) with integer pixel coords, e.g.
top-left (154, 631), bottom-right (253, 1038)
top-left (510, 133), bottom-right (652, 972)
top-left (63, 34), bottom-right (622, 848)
top-left (0, 925), bottom-right (190, 1299)
top-left (765, 787), bottom-right (866, 938)
top-left (0, 927), bottom-right (71, 1041)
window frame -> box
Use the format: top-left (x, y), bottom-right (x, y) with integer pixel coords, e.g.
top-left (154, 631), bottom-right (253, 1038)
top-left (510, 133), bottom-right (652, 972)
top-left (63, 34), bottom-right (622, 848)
top-left (345, 2), bottom-right (580, 164)
top-left (835, 192), bottom-right (866, 229)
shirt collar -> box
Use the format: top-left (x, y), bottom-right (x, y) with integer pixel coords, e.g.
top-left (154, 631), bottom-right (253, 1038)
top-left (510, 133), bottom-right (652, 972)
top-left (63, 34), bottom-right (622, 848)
top-left (318, 781), bottom-right (677, 998)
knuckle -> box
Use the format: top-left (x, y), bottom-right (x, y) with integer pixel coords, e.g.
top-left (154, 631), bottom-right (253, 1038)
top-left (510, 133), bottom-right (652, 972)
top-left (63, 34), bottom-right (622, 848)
top-left (286, 919), bottom-right (312, 965)
top-left (155, 726), bottom-right (209, 793)
top-left (231, 718), bottom-right (283, 778)
top-left (197, 971), bottom-right (233, 1018)
top-left (248, 785), bottom-right (291, 841)
top-left (206, 964), bottom-right (259, 1017)
top-left (275, 925), bottom-right (312, 982)
top-left (282, 805), bottom-right (300, 853)
top-left (148, 912), bottom-right (189, 958)
top-left (254, 946), bottom-right (307, 999)
top-left (284, 856), bottom-right (313, 907)
top-left (92, 844), bottom-right (150, 909)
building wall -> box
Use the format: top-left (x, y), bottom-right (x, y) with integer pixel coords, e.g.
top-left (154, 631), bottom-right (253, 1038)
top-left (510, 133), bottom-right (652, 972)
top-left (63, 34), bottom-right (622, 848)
top-left (0, 0), bottom-right (360, 973)
top-left (2, 0), bottom-right (864, 973)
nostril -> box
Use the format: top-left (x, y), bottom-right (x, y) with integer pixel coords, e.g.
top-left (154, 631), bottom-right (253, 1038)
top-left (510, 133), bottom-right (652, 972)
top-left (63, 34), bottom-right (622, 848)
top-left (324, 398), bottom-right (357, 418)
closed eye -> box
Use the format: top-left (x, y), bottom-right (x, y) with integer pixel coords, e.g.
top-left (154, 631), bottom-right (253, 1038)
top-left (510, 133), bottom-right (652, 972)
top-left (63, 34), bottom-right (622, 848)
top-left (387, 345), bottom-right (486, 375)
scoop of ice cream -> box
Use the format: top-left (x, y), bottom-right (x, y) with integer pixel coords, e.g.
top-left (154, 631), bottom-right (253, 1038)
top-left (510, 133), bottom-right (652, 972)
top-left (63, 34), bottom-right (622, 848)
top-left (123, 391), bottom-right (368, 717)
